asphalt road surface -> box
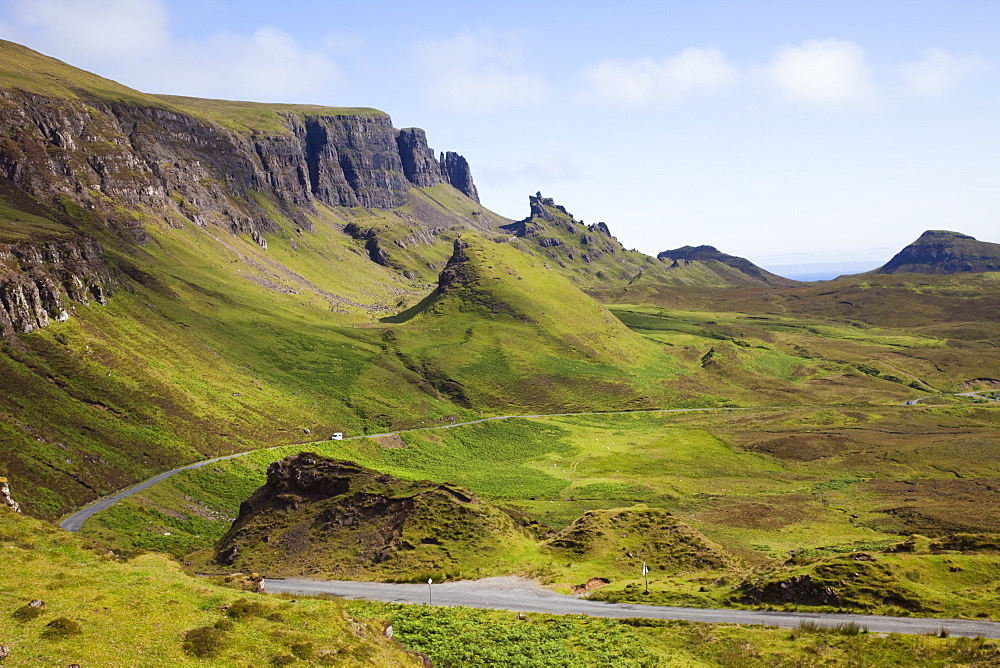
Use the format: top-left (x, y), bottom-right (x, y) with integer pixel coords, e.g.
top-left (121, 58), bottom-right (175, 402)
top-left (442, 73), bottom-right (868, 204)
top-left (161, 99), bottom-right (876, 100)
top-left (264, 576), bottom-right (1000, 639)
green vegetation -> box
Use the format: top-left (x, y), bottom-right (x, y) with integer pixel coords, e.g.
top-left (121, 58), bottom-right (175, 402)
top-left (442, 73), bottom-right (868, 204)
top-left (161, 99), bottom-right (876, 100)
top-left (206, 454), bottom-right (541, 582)
top-left (4, 37), bottom-right (1000, 661)
top-left (0, 508), bottom-right (416, 665)
top-left (83, 403), bottom-right (1000, 618)
top-left (348, 601), bottom-right (1000, 667)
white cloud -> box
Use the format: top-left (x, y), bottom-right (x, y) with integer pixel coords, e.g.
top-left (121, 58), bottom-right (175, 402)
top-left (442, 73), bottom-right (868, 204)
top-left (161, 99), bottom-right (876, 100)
top-left (321, 32), bottom-right (366, 55)
top-left (582, 48), bottom-right (737, 106)
top-left (764, 39), bottom-right (876, 107)
top-left (413, 30), bottom-right (547, 114)
top-left (2, 0), bottom-right (345, 103)
top-left (901, 48), bottom-right (981, 97)
top-left (162, 28), bottom-right (342, 102)
top-left (10, 0), bottom-right (169, 60)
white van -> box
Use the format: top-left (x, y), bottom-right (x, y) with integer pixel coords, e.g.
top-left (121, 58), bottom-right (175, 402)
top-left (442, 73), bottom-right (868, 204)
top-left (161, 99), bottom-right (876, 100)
top-left (331, 432), bottom-right (343, 440)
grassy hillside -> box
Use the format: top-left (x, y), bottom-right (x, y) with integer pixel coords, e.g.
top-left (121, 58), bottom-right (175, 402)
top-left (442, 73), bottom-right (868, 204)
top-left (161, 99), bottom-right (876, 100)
top-left (383, 234), bottom-right (730, 412)
top-left (0, 507), bottom-right (415, 665)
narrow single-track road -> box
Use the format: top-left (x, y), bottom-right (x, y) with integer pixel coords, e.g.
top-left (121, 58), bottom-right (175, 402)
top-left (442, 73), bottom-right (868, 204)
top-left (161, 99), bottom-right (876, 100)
top-left (264, 576), bottom-right (1000, 639)
top-left (59, 405), bottom-right (746, 532)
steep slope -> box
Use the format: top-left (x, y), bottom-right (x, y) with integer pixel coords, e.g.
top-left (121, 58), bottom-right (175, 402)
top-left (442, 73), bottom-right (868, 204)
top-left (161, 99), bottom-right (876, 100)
top-left (212, 452), bottom-right (533, 580)
top-left (383, 235), bottom-right (720, 412)
top-left (0, 41), bottom-right (503, 518)
top-left (877, 230), bottom-right (1000, 274)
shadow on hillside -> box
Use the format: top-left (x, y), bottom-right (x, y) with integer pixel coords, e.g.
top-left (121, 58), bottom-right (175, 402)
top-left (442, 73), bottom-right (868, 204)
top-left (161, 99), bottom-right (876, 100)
top-left (380, 288), bottom-right (441, 324)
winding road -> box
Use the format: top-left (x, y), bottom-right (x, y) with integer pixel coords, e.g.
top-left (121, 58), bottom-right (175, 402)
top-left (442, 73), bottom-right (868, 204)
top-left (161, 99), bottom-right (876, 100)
top-left (57, 400), bottom-right (1000, 638)
top-left (264, 576), bottom-right (1000, 639)
top-left (59, 405), bottom-right (745, 532)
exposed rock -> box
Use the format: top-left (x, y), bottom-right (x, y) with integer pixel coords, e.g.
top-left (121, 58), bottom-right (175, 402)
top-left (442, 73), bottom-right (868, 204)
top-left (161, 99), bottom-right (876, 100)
top-left (740, 574), bottom-right (839, 606)
top-left (343, 223), bottom-right (395, 267)
top-left (0, 644), bottom-right (9, 660)
top-left (439, 151), bottom-right (479, 202)
top-left (0, 236), bottom-right (116, 338)
top-left (214, 452), bottom-right (525, 579)
top-left (0, 64), bottom-right (480, 246)
top-left (396, 128), bottom-right (445, 188)
top-left (877, 230), bottom-right (1000, 274)
top-left (571, 577), bottom-right (611, 595)
top-left (0, 477), bottom-right (21, 513)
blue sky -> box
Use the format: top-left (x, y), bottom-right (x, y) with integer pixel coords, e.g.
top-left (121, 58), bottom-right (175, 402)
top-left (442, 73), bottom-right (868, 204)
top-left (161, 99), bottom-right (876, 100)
top-left (2, 0), bottom-right (998, 272)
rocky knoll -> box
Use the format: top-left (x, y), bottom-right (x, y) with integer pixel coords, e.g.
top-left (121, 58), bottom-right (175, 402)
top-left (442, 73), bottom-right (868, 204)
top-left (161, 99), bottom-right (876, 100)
top-left (877, 230), bottom-right (1000, 274)
top-left (543, 507), bottom-right (736, 575)
top-left (213, 452), bottom-right (528, 580)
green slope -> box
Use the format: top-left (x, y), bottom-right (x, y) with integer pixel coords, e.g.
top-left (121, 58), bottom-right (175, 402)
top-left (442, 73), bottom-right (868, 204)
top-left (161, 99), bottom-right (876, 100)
top-left (383, 235), bottom-right (721, 412)
top-left (0, 507), bottom-right (415, 665)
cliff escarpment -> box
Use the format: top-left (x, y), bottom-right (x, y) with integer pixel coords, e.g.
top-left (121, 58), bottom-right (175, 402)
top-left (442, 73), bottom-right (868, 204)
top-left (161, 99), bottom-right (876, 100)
top-left (0, 88), bottom-right (478, 239)
top-left (0, 40), bottom-right (480, 255)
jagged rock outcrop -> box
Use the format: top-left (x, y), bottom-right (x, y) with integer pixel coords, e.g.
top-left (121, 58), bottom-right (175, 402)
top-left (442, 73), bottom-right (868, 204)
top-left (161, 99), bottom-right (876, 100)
top-left (437, 238), bottom-right (475, 291)
top-left (214, 452), bottom-right (524, 579)
top-left (396, 128), bottom-right (446, 188)
top-left (439, 151), bottom-right (479, 202)
top-left (0, 477), bottom-right (21, 512)
top-left (0, 237), bottom-right (116, 338)
top-left (877, 230), bottom-right (1000, 274)
top-left (500, 192), bottom-right (625, 267)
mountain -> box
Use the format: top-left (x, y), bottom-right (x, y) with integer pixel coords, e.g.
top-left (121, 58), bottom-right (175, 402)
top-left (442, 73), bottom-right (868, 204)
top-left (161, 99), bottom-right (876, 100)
top-left (382, 235), bottom-right (706, 412)
top-left (877, 230), bottom-right (1000, 274)
top-left (656, 244), bottom-right (794, 286)
top-left (0, 41), bottom-right (721, 517)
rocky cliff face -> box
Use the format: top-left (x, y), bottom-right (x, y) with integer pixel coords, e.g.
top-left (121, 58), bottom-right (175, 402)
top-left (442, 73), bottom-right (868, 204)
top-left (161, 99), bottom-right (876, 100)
top-left (0, 88), bottom-right (479, 245)
top-left (439, 151), bottom-right (479, 202)
top-left (0, 236), bottom-right (117, 339)
top-left (877, 230), bottom-right (1000, 274)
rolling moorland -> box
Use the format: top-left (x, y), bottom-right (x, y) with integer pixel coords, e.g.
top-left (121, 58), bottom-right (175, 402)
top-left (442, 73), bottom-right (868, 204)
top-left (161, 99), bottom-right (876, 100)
top-left (2, 39), bottom-right (1000, 664)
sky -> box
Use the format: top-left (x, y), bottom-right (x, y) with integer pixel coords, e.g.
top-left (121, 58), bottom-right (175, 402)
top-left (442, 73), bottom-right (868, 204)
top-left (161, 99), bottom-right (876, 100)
top-left (1, 0), bottom-right (998, 274)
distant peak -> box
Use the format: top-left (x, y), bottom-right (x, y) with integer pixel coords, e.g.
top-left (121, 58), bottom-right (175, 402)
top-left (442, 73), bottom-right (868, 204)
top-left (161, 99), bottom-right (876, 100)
top-left (917, 230), bottom-right (976, 241)
top-left (878, 230), bottom-right (1000, 275)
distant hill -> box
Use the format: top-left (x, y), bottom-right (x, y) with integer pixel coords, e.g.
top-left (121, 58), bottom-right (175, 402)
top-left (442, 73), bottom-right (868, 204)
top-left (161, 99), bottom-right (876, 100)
top-left (877, 230), bottom-right (1000, 274)
top-left (656, 244), bottom-right (795, 286)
